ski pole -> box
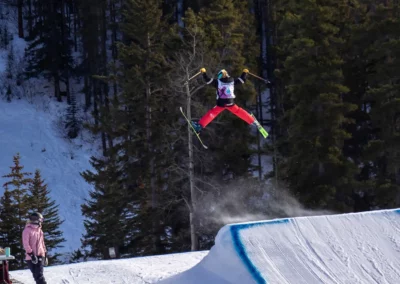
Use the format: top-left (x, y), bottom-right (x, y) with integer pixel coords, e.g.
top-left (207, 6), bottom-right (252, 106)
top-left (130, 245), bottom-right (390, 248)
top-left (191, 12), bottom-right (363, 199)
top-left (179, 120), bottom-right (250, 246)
top-left (248, 72), bottom-right (271, 84)
top-left (184, 71), bottom-right (202, 85)
top-left (189, 71), bottom-right (202, 81)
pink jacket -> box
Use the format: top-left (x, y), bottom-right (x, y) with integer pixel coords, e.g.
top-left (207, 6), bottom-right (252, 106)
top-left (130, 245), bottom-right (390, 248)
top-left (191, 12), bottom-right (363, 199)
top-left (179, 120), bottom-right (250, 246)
top-left (22, 223), bottom-right (46, 260)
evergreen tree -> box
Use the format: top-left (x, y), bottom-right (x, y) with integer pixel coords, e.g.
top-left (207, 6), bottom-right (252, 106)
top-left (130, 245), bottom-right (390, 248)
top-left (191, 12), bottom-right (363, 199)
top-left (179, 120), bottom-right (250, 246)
top-left (275, 0), bottom-right (358, 210)
top-left (112, 0), bottom-right (178, 255)
top-left (340, 0), bottom-right (376, 211)
top-left (6, 85), bottom-right (12, 102)
top-left (363, 1), bottom-right (400, 208)
top-left (65, 93), bottom-right (80, 139)
top-left (4, 44), bottom-right (16, 101)
top-left (2, 153), bottom-right (32, 268)
top-left (25, 0), bottom-right (74, 101)
top-left (0, 24), bottom-right (10, 48)
top-left (81, 155), bottom-right (134, 259)
top-left (28, 170), bottom-right (65, 264)
top-left (186, 0), bottom-right (260, 179)
top-left (6, 44), bottom-right (14, 80)
top-left (0, 187), bottom-right (20, 270)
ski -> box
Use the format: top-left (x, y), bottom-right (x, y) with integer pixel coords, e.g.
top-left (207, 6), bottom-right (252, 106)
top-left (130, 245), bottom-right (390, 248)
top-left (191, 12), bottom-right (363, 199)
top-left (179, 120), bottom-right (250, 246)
top-left (180, 107), bottom-right (208, 149)
top-left (251, 114), bottom-right (269, 139)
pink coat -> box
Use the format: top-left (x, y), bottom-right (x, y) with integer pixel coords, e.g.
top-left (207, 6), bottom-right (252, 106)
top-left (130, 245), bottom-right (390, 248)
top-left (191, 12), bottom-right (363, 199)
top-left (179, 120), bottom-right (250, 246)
top-left (22, 223), bottom-right (46, 259)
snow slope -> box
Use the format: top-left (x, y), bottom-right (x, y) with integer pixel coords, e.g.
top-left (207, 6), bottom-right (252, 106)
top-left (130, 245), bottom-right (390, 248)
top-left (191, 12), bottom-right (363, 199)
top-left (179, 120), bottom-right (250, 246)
top-left (10, 251), bottom-right (208, 284)
top-left (161, 208), bottom-right (400, 284)
top-left (0, 99), bottom-right (97, 254)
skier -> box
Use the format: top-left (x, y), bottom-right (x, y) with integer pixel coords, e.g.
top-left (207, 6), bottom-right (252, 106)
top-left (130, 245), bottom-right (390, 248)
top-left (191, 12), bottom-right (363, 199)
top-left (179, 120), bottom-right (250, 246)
top-left (190, 68), bottom-right (264, 135)
top-left (23, 212), bottom-right (48, 284)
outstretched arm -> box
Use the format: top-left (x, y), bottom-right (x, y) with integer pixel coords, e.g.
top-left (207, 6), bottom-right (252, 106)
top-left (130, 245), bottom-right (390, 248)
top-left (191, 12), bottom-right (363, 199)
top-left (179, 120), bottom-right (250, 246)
top-left (234, 69), bottom-right (249, 85)
top-left (200, 68), bottom-right (218, 88)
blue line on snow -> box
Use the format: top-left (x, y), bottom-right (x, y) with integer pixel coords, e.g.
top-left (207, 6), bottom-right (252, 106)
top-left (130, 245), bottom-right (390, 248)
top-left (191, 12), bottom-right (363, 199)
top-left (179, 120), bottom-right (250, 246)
top-left (230, 219), bottom-right (290, 284)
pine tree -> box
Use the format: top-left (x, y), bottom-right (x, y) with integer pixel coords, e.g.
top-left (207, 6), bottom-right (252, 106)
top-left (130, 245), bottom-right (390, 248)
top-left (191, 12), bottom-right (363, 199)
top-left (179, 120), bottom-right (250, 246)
top-left (65, 93), bottom-right (80, 139)
top-left (25, 0), bottom-right (73, 101)
top-left (6, 44), bottom-right (14, 80)
top-left (81, 156), bottom-right (135, 259)
top-left (186, 0), bottom-right (260, 179)
top-left (2, 153), bottom-right (32, 268)
top-left (4, 44), bottom-right (15, 101)
top-left (6, 85), bottom-right (12, 102)
top-left (0, 187), bottom-right (20, 270)
top-left (28, 170), bottom-right (65, 264)
top-left (275, 0), bottom-right (358, 210)
top-left (362, 1), bottom-right (400, 208)
top-left (113, 0), bottom-right (178, 255)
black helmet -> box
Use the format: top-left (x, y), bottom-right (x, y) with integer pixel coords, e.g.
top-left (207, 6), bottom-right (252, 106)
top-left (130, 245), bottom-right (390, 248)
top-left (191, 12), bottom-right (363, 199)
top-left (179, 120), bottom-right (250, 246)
top-left (29, 212), bottom-right (44, 223)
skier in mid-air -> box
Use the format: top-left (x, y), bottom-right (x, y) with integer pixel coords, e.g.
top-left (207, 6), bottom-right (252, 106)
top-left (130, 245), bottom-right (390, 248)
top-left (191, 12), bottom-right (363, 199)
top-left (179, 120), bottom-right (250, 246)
top-left (190, 68), bottom-right (266, 137)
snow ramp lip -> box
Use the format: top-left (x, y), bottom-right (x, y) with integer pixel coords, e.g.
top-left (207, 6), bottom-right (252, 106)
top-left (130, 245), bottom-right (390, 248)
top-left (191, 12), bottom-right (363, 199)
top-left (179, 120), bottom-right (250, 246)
top-left (230, 219), bottom-right (290, 284)
top-left (160, 208), bottom-right (400, 284)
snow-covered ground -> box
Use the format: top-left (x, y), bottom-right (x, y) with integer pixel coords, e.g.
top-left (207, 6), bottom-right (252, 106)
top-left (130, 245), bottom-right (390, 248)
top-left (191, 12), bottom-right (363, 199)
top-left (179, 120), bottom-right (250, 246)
top-left (10, 251), bottom-right (208, 284)
top-left (162, 208), bottom-right (400, 284)
top-left (0, 99), bottom-right (98, 254)
top-left (9, 208), bottom-right (400, 283)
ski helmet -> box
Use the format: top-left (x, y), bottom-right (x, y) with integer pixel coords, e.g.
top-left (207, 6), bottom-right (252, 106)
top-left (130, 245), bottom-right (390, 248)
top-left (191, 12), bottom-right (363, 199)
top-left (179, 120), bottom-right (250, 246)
top-left (217, 69), bottom-right (229, 79)
top-left (29, 212), bottom-right (44, 223)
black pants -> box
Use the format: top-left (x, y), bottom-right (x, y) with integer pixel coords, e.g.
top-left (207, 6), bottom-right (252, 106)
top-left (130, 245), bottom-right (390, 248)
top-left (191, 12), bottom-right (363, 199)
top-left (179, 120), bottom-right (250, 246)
top-left (27, 260), bottom-right (47, 284)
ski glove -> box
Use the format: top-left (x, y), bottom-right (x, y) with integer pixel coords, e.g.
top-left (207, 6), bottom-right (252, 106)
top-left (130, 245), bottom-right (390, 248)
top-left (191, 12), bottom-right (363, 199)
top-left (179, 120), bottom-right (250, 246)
top-left (44, 253), bottom-right (49, 267)
top-left (243, 68), bottom-right (249, 73)
top-left (29, 253), bottom-right (38, 264)
top-left (200, 68), bottom-right (206, 73)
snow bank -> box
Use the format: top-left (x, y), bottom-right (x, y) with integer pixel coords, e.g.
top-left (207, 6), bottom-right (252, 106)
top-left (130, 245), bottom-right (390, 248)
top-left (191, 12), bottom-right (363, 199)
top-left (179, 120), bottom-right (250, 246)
top-left (161, 208), bottom-right (400, 284)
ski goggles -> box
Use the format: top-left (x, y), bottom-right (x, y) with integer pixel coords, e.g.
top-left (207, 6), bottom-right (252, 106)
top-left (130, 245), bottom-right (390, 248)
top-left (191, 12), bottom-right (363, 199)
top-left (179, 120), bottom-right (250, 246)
top-left (217, 69), bottom-right (228, 79)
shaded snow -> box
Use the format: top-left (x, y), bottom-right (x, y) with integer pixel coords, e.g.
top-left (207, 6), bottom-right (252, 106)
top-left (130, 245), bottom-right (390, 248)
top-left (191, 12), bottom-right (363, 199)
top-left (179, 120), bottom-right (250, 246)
top-left (0, 99), bottom-right (98, 254)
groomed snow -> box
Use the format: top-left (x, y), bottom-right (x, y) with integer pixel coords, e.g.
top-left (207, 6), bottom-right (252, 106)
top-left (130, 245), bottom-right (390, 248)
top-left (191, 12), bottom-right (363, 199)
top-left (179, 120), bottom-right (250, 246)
top-left (161, 208), bottom-right (400, 284)
top-left (10, 251), bottom-right (208, 284)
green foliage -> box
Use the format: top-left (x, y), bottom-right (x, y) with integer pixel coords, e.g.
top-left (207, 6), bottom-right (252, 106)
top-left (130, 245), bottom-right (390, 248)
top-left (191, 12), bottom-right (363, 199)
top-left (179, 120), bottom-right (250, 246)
top-left (1, 153), bottom-right (32, 268)
top-left (0, 187), bottom-right (20, 270)
top-left (28, 170), bottom-right (65, 265)
top-left (275, 0), bottom-right (358, 209)
top-left (25, 0), bottom-right (73, 101)
top-left (81, 155), bottom-right (134, 259)
top-left (183, 0), bottom-right (260, 179)
top-left (0, 156), bottom-right (64, 268)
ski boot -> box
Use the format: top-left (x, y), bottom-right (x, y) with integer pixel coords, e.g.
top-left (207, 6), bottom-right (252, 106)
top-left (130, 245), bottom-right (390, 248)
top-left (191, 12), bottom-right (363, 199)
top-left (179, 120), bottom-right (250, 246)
top-left (190, 121), bottom-right (203, 134)
top-left (251, 115), bottom-right (268, 138)
top-left (252, 119), bottom-right (262, 130)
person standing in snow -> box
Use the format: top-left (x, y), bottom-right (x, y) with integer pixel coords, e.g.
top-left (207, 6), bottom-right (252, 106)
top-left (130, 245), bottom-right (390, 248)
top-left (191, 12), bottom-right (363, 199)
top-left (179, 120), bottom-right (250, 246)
top-left (22, 212), bottom-right (48, 284)
top-left (190, 68), bottom-right (263, 134)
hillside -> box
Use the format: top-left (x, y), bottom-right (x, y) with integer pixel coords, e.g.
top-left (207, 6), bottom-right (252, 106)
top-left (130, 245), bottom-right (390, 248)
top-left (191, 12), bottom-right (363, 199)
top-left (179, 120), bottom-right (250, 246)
top-left (0, 98), bottom-right (98, 254)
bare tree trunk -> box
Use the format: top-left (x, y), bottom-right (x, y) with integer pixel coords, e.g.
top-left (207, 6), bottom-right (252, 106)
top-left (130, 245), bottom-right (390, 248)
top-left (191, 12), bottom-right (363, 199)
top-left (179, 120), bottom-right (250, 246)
top-left (18, 0), bottom-right (24, 38)
top-left (54, 73), bottom-right (61, 102)
top-left (27, 0), bottom-right (32, 37)
top-left (84, 75), bottom-right (91, 111)
top-left (73, 1), bottom-right (78, 52)
top-left (185, 68), bottom-right (198, 251)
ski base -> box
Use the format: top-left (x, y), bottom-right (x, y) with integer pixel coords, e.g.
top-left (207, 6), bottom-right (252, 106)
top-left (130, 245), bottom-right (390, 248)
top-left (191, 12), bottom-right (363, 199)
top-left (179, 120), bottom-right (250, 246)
top-left (180, 107), bottom-right (208, 149)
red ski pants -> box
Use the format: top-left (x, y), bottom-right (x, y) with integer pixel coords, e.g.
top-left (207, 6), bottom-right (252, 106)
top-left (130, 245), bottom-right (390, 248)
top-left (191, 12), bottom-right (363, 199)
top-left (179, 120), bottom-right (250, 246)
top-left (199, 104), bottom-right (255, 128)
